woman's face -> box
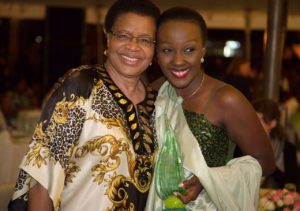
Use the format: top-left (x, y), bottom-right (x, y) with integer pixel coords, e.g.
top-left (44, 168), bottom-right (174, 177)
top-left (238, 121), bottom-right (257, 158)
top-left (156, 20), bottom-right (205, 89)
top-left (106, 13), bottom-right (156, 78)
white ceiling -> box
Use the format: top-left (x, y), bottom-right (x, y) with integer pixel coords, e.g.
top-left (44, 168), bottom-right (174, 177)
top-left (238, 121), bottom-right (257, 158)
top-left (2, 0), bottom-right (300, 29)
top-left (3, 0), bottom-right (300, 15)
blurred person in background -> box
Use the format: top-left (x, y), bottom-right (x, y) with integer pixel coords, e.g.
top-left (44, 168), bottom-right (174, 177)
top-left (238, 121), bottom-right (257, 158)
top-left (253, 98), bottom-right (299, 191)
top-left (224, 57), bottom-right (256, 101)
top-left (0, 76), bottom-right (39, 128)
top-left (280, 43), bottom-right (300, 102)
top-left (285, 81), bottom-right (300, 189)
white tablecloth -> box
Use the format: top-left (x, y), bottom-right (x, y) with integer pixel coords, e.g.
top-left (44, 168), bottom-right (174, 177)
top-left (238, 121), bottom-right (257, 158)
top-left (0, 133), bottom-right (30, 185)
top-left (0, 131), bottom-right (30, 210)
top-left (0, 109), bottom-right (39, 210)
top-left (0, 183), bottom-right (14, 211)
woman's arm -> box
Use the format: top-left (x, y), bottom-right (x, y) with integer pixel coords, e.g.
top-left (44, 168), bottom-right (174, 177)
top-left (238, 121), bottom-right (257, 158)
top-left (218, 87), bottom-right (275, 176)
top-left (28, 183), bottom-right (53, 211)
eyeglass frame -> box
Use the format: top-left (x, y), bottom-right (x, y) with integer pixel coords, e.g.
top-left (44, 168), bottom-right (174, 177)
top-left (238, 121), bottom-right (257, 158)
top-left (110, 31), bottom-right (156, 47)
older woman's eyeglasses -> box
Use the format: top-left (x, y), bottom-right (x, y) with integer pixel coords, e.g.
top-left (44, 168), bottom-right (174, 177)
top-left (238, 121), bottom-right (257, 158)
top-left (111, 31), bottom-right (155, 47)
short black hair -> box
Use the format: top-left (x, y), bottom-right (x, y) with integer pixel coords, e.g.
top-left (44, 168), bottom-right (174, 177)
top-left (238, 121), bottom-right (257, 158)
top-left (158, 7), bottom-right (207, 45)
top-left (104, 0), bottom-right (160, 34)
top-left (252, 98), bottom-right (285, 140)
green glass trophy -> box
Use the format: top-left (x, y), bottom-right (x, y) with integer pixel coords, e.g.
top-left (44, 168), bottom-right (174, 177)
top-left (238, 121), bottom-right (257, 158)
top-left (155, 115), bottom-right (186, 210)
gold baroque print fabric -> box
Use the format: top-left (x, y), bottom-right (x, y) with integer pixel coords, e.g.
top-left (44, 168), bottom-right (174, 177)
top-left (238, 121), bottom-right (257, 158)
top-left (9, 65), bottom-right (158, 211)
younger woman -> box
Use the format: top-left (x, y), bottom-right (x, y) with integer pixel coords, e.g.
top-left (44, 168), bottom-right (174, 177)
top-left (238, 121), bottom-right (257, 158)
top-left (146, 7), bottom-right (275, 210)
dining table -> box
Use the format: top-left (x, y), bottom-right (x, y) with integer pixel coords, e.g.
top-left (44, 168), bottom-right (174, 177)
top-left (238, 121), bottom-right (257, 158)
top-left (0, 129), bottom-right (31, 210)
top-left (0, 109), bottom-right (40, 211)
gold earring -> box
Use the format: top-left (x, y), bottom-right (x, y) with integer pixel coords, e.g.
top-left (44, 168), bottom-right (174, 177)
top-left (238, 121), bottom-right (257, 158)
top-left (104, 49), bottom-right (107, 56)
top-left (201, 58), bottom-right (204, 63)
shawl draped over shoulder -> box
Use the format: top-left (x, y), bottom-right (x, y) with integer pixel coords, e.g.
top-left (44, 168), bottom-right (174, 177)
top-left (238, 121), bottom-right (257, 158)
top-left (145, 82), bottom-right (262, 211)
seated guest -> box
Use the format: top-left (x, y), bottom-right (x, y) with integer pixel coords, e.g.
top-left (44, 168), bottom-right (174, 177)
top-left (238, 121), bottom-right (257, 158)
top-left (0, 76), bottom-right (38, 127)
top-left (224, 57), bottom-right (256, 101)
top-left (253, 98), bottom-right (299, 191)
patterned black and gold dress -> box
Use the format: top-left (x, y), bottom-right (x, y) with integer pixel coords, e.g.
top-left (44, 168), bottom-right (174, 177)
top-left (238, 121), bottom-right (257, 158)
top-left (9, 65), bottom-right (157, 211)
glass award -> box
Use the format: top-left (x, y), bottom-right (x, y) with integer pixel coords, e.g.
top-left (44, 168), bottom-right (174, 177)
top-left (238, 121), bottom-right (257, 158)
top-left (155, 115), bottom-right (186, 210)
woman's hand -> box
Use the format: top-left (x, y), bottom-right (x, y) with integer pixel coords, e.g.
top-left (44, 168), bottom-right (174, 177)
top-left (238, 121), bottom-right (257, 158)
top-left (28, 183), bottom-right (53, 211)
top-left (174, 175), bottom-right (203, 204)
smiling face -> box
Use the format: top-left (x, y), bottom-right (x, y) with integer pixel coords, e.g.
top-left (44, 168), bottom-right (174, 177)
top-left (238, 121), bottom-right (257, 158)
top-left (105, 12), bottom-right (156, 79)
top-left (156, 20), bottom-right (205, 90)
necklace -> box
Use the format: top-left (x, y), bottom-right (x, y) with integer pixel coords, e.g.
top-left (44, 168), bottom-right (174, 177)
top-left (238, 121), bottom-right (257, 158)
top-left (183, 73), bottom-right (205, 99)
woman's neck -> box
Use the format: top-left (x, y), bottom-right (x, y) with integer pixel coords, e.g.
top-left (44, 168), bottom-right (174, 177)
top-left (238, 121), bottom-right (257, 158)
top-left (176, 72), bottom-right (205, 99)
top-left (104, 63), bottom-right (145, 104)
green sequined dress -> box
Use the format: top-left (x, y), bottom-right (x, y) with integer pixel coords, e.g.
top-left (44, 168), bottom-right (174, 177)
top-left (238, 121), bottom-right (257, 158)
top-left (183, 85), bottom-right (236, 167)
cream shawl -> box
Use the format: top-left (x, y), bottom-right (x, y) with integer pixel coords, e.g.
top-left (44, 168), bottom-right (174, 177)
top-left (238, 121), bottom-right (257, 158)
top-left (145, 82), bottom-right (262, 211)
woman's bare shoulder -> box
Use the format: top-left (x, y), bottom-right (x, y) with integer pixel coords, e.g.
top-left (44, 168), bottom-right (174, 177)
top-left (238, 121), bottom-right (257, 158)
top-left (210, 77), bottom-right (251, 110)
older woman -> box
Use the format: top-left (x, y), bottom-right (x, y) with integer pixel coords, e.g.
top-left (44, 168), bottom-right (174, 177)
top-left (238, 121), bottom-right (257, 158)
top-left (8, 0), bottom-right (160, 210)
